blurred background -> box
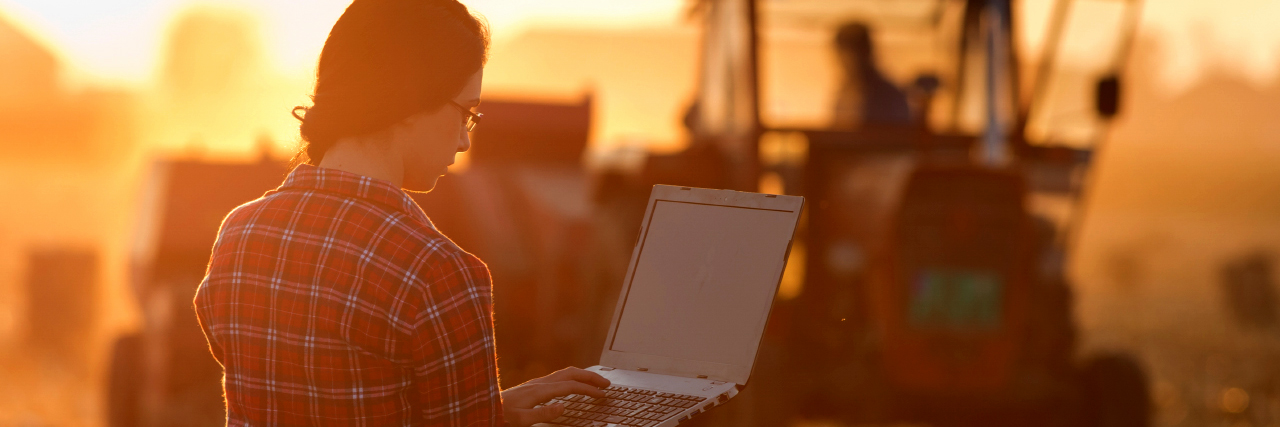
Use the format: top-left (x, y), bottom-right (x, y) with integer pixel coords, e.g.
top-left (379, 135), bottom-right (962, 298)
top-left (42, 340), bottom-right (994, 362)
top-left (1, 0), bottom-right (1279, 426)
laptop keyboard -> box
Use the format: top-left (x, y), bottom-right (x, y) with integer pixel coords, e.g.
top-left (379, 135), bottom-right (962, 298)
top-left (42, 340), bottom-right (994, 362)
top-left (538, 385), bottom-right (705, 427)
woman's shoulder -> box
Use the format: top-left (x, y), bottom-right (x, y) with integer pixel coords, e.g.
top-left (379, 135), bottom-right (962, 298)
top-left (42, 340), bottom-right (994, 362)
top-left (411, 230), bottom-right (488, 276)
top-left (213, 185), bottom-right (487, 266)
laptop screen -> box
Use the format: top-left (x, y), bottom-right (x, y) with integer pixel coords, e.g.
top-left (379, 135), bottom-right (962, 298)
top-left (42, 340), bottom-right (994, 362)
top-left (608, 199), bottom-right (796, 368)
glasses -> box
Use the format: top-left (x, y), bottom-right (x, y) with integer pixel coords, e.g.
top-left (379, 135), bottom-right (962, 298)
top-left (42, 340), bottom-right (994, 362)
top-left (450, 101), bottom-right (483, 132)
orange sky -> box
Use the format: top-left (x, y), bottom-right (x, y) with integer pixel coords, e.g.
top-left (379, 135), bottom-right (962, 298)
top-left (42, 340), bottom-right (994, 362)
top-left (0, 0), bottom-right (684, 84)
top-left (0, 0), bottom-right (1276, 88)
top-left (2, 0), bottom-right (1279, 154)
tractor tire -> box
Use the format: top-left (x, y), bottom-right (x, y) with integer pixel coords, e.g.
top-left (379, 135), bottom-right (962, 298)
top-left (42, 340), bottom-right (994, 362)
top-left (1080, 353), bottom-right (1150, 427)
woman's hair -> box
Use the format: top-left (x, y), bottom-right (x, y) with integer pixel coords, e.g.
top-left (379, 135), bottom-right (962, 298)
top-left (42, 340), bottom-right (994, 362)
top-left (292, 0), bottom-right (489, 165)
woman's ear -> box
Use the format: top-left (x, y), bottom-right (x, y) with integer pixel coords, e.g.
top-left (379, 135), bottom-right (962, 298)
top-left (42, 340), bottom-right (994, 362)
top-left (387, 110), bottom-right (427, 138)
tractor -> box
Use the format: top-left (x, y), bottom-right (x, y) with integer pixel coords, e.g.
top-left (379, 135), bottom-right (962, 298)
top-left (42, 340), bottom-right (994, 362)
top-left (608, 0), bottom-right (1153, 425)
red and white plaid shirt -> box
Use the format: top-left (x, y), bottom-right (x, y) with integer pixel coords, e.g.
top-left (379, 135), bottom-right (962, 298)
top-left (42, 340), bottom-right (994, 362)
top-left (195, 164), bottom-right (505, 426)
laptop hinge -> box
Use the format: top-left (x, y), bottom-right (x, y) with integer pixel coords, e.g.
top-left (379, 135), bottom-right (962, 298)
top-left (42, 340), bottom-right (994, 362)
top-left (622, 367), bottom-right (712, 380)
top-left (602, 364), bottom-right (735, 384)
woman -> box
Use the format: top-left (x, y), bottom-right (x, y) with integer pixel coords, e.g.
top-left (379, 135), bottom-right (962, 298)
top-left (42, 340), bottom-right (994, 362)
top-left (193, 0), bottom-right (608, 425)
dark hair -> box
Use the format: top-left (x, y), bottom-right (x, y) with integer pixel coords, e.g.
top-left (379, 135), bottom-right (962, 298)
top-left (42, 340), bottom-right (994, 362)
top-left (292, 0), bottom-right (489, 165)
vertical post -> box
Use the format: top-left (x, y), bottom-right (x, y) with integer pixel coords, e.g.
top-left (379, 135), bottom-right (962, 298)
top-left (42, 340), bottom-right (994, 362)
top-left (980, 2), bottom-right (1012, 167)
top-left (744, 0), bottom-right (762, 191)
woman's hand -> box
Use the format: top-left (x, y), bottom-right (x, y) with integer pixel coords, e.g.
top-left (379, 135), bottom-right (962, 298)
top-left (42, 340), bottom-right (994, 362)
top-left (501, 367), bottom-right (611, 427)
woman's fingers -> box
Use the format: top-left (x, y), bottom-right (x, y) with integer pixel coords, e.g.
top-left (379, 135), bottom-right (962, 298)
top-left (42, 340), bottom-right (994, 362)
top-left (505, 380), bottom-right (606, 408)
top-left (501, 373), bottom-right (613, 427)
top-left (526, 367), bottom-right (611, 389)
top-left (506, 403), bottom-right (565, 427)
top-left (530, 380), bottom-right (607, 402)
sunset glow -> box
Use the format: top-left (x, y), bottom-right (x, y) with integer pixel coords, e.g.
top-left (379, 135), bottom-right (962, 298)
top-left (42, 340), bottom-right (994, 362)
top-left (3, 1), bottom-right (1280, 426)
top-left (0, 0), bottom-right (685, 84)
top-left (2, 0), bottom-right (1280, 154)
top-left (2, 0), bottom-right (1279, 90)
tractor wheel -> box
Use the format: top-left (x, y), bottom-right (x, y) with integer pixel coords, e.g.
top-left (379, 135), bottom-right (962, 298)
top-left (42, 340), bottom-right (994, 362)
top-left (107, 333), bottom-right (144, 427)
top-left (1080, 353), bottom-right (1150, 427)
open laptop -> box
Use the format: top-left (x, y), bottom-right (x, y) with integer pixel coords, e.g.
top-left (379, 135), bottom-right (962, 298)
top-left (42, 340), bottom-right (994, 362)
top-left (536, 185), bottom-right (804, 427)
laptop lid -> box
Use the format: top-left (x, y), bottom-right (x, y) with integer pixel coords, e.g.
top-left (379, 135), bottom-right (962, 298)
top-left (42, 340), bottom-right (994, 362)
top-left (599, 185), bottom-right (803, 385)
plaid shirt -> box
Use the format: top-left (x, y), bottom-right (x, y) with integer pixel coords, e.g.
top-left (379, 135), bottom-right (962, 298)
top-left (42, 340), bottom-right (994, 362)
top-left (194, 164), bottom-right (505, 426)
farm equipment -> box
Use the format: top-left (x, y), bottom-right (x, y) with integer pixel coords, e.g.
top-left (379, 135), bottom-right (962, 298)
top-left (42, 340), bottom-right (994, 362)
top-left (642, 0), bottom-right (1152, 425)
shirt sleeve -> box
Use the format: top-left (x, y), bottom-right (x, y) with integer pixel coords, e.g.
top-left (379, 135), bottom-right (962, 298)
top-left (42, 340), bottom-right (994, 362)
top-left (193, 278), bottom-right (227, 366)
top-left (407, 249), bottom-right (506, 426)
top-left (194, 215), bottom-right (238, 367)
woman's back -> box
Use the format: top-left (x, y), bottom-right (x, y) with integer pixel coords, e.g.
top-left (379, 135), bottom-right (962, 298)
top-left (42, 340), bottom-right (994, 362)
top-left (195, 164), bottom-right (504, 426)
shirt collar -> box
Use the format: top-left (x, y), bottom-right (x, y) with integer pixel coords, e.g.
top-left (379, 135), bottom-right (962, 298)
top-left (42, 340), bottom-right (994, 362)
top-left (273, 164), bottom-right (435, 229)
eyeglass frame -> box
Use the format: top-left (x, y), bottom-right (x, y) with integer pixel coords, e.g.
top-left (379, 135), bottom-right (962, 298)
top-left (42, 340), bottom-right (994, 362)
top-left (450, 101), bottom-right (483, 132)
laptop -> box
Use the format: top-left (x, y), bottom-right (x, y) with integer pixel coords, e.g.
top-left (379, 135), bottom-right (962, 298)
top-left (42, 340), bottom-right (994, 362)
top-left (536, 185), bottom-right (804, 427)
